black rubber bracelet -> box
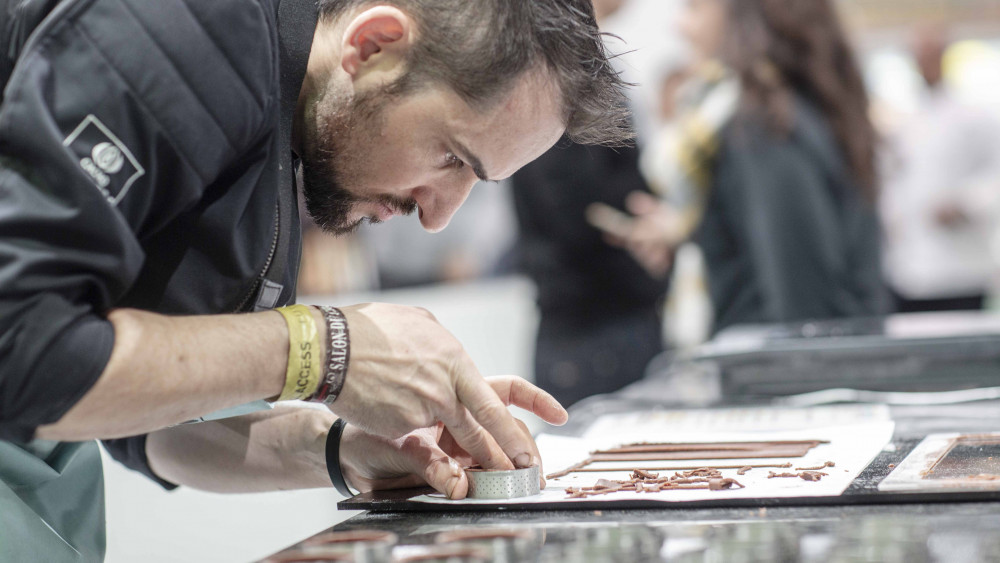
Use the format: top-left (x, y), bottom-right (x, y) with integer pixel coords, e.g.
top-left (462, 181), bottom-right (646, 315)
top-left (325, 418), bottom-right (353, 497)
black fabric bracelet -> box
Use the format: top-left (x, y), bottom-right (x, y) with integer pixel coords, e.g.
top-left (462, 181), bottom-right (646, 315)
top-left (314, 306), bottom-right (349, 405)
top-left (325, 418), bottom-right (353, 497)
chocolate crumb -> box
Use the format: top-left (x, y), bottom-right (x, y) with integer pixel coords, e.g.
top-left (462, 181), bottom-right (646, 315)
top-left (709, 478), bottom-right (744, 490)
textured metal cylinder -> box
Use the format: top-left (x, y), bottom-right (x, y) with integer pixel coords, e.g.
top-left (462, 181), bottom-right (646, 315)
top-left (465, 466), bottom-right (541, 499)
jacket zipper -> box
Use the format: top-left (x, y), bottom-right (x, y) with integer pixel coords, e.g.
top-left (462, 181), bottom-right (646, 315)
top-left (231, 199), bottom-right (280, 313)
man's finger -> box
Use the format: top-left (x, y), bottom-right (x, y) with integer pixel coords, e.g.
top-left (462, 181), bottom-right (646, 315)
top-left (455, 372), bottom-right (541, 469)
top-left (511, 417), bottom-right (547, 489)
top-left (398, 434), bottom-right (469, 499)
top-left (439, 401), bottom-right (515, 471)
top-left (487, 376), bottom-right (568, 426)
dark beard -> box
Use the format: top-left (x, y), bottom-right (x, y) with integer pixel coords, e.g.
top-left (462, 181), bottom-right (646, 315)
top-left (300, 85), bottom-right (417, 235)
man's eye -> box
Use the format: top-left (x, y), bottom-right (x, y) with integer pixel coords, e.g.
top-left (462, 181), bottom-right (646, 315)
top-left (445, 152), bottom-right (465, 170)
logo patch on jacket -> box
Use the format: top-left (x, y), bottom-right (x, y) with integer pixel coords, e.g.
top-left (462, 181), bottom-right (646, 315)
top-left (63, 115), bottom-right (145, 206)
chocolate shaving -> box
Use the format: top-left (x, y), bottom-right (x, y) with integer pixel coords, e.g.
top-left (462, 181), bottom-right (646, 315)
top-left (795, 461), bottom-right (835, 471)
top-left (567, 468), bottom-right (744, 498)
top-left (632, 469), bottom-right (659, 480)
top-left (676, 467), bottom-right (723, 479)
top-left (768, 471), bottom-right (827, 481)
top-left (709, 478), bottom-right (744, 490)
top-left (554, 439), bottom-right (832, 498)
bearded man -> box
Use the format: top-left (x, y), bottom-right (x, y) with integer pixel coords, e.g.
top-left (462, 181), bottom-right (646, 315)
top-left (0, 0), bottom-right (631, 559)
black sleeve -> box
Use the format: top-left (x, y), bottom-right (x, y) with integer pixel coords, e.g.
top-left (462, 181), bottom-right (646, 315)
top-left (0, 0), bottom-right (276, 442)
top-left (715, 125), bottom-right (849, 322)
top-left (101, 435), bottom-right (178, 490)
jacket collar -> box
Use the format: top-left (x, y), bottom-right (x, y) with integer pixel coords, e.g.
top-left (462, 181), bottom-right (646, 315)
top-left (277, 0), bottom-right (318, 156)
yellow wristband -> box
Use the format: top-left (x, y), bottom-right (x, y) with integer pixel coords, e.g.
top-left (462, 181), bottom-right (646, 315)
top-left (275, 304), bottom-right (322, 401)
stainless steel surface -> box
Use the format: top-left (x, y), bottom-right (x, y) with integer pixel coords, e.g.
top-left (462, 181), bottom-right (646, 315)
top-left (283, 503), bottom-right (1000, 563)
top-left (298, 530), bottom-right (398, 563)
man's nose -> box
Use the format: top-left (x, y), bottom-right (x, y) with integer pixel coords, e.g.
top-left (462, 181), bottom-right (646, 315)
top-left (416, 177), bottom-right (478, 233)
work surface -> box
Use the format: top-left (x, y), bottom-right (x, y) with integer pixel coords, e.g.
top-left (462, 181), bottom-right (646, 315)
top-left (264, 398), bottom-right (1000, 561)
top-left (292, 503), bottom-right (1000, 561)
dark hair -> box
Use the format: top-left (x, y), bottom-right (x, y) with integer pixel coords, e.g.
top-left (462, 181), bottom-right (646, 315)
top-left (318, 0), bottom-right (633, 146)
top-left (720, 0), bottom-right (877, 198)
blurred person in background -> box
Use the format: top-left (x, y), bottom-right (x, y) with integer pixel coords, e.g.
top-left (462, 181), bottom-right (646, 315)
top-left (362, 183), bottom-right (517, 289)
top-left (511, 141), bottom-right (666, 407)
top-left (880, 25), bottom-right (1000, 313)
top-left (299, 221), bottom-right (379, 295)
top-left (509, 0), bottom-right (666, 407)
top-left (595, 0), bottom-right (888, 334)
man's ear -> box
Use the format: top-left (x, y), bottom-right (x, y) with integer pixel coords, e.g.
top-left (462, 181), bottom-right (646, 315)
top-left (340, 6), bottom-right (415, 80)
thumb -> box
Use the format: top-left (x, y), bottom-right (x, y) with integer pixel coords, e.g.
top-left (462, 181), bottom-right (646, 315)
top-left (398, 433), bottom-right (470, 500)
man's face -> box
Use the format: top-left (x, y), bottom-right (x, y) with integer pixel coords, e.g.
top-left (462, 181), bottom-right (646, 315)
top-left (300, 69), bottom-right (566, 235)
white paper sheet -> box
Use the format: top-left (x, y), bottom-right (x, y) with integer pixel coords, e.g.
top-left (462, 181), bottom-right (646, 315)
top-left (411, 405), bottom-right (894, 506)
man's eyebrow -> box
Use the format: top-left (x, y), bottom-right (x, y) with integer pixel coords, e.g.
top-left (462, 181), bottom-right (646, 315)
top-left (453, 140), bottom-right (491, 182)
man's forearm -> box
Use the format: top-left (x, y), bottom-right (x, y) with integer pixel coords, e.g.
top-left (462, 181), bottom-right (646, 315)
top-left (36, 308), bottom-right (295, 441)
top-left (145, 405), bottom-right (335, 493)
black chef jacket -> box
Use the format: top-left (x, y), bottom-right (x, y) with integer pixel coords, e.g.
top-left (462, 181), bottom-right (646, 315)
top-left (0, 0), bottom-right (318, 483)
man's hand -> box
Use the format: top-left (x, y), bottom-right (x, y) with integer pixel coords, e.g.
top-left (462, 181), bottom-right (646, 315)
top-left (338, 377), bottom-right (553, 499)
top-left (330, 305), bottom-right (568, 472)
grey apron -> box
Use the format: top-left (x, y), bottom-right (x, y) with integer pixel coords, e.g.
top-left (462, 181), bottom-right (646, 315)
top-left (0, 440), bottom-right (105, 562)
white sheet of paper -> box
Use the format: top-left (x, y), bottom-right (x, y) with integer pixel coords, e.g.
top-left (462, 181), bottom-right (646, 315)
top-left (410, 404), bottom-right (894, 506)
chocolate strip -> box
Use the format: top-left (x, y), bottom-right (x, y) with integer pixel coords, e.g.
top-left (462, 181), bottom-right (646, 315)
top-left (547, 462), bottom-right (793, 480)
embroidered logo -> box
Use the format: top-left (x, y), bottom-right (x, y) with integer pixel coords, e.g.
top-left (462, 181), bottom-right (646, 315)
top-left (63, 115), bottom-right (145, 206)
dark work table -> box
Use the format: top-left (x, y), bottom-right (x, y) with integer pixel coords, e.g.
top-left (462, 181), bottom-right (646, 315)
top-left (263, 398), bottom-right (1000, 562)
top-left (264, 315), bottom-right (1000, 561)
